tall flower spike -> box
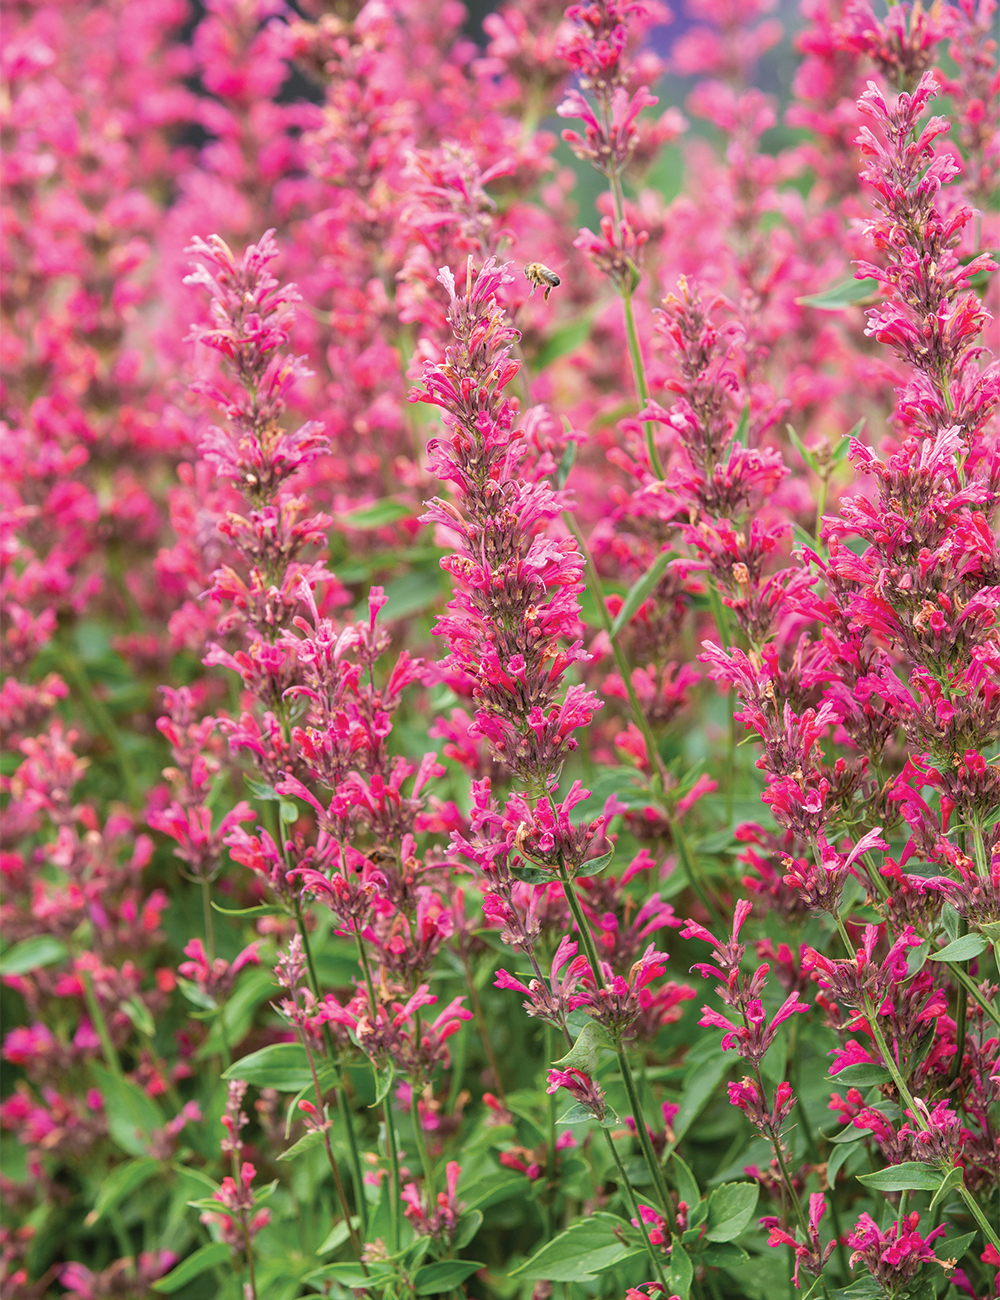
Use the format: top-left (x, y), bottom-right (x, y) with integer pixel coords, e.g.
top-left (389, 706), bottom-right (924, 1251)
top-left (416, 258), bottom-right (603, 910)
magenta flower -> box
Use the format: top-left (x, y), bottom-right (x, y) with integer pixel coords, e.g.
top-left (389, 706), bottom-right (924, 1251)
top-left (545, 1066), bottom-right (607, 1123)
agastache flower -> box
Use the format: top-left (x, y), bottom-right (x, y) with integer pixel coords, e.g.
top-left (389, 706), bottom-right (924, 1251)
top-left (848, 1211), bottom-right (955, 1293)
top-left (762, 1193), bottom-right (836, 1288)
top-left (495, 935), bottom-right (588, 1027)
top-left (545, 1066), bottom-right (607, 1122)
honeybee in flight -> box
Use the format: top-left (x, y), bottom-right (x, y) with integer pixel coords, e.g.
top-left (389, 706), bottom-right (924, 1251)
top-left (524, 262), bottom-right (561, 300)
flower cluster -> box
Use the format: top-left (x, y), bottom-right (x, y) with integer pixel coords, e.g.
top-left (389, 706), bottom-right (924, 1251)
top-left (4, 1), bottom-right (1000, 1298)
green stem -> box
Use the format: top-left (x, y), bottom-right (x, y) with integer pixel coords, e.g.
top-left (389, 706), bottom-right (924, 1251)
top-left (384, 1098), bottom-right (402, 1253)
top-left (602, 159), bottom-right (662, 480)
top-left (562, 509), bottom-right (665, 794)
top-left (57, 641), bottom-right (140, 807)
top-left (602, 1129), bottom-right (670, 1289)
top-left (622, 290), bottom-right (663, 478)
top-left (240, 1218), bottom-right (258, 1300)
top-left (201, 878), bottom-right (217, 963)
top-left (298, 1026), bottom-right (365, 1262)
top-left (295, 903), bottom-right (368, 1236)
top-left (814, 472), bottom-right (829, 549)
top-left (835, 917), bottom-right (1000, 1254)
top-left (557, 862), bottom-right (674, 1222)
top-left (464, 951), bottom-right (506, 1101)
top-left (355, 935), bottom-right (401, 1249)
top-left (544, 1024), bottom-right (558, 1241)
top-left (82, 968), bottom-right (122, 1078)
top-left (956, 1182), bottom-right (1000, 1254)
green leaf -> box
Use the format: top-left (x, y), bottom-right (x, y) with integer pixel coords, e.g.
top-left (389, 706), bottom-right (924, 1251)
top-left (459, 1169), bottom-right (529, 1211)
top-left (698, 1242), bottom-right (749, 1268)
top-left (611, 550), bottom-right (671, 638)
top-left (857, 1162), bottom-right (943, 1192)
top-left (245, 777), bottom-right (280, 801)
top-left (552, 1022), bottom-right (611, 1076)
top-left (556, 436), bottom-right (578, 489)
top-left (85, 1157), bottom-right (160, 1226)
top-left (786, 423), bottom-right (817, 473)
top-left (197, 965), bottom-right (277, 1060)
top-left (176, 976), bottom-right (217, 1011)
top-left (705, 1182), bottom-right (758, 1242)
top-left (277, 1127), bottom-right (327, 1161)
top-left (575, 848), bottom-right (614, 879)
top-left (152, 1242), bottom-right (230, 1292)
top-left (509, 862), bottom-right (556, 884)
top-left (534, 315), bottom-right (593, 371)
top-left (413, 1260), bottom-right (485, 1294)
top-left (371, 1062), bottom-right (395, 1107)
top-left (673, 1047), bottom-right (731, 1141)
top-left (833, 418), bottom-right (865, 462)
top-left (340, 499), bottom-right (414, 530)
top-left (733, 402), bottom-right (750, 447)
top-left (304, 1262), bottom-right (387, 1290)
top-left (453, 1209), bottom-right (483, 1251)
top-left (937, 1230), bottom-right (975, 1263)
top-left (279, 800), bottom-right (298, 823)
top-left (510, 1215), bottom-right (633, 1281)
top-left (827, 1137), bottom-right (861, 1187)
top-left (211, 902), bottom-right (283, 918)
top-left (317, 1216), bottom-right (361, 1256)
top-left (671, 1153), bottom-right (700, 1210)
top-left (0, 935), bottom-right (68, 975)
top-left (832, 1063), bottom-right (892, 1088)
top-left (831, 1280), bottom-right (882, 1299)
top-left (223, 1044), bottom-right (313, 1092)
top-left (378, 570), bottom-right (443, 621)
top-left (668, 1244), bottom-right (694, 1298)
top-left (91, 1063), bottom-right (165, 1157)
top-left (929, 1164), bottom-right (964, 1212)
top-left (797, 277), bottom-right (879, 309)
top-left (121, 996), bottom-right (156, 1039)
top-left (928, 933), bottom-right (988, 962)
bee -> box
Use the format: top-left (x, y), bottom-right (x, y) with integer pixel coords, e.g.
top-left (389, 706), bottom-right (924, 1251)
top-left (524, 262), bottom-right (561, 300)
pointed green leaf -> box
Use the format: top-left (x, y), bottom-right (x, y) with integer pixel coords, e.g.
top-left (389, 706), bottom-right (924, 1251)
top-left (211, 902), bottom-right (283, 918)
top-left (796, 277), bottom-right (879, 309)
top-left (929, 1164), bottom-right (964, 1212)
top-left (611, 550), bottom-right (671, 638)
top-left (152, 1242), bottom-right (230, 1292)
top-left (277, 1127), bottom-right (328, 1161)
top-left (223, 1043), bottom-right (313, 1091)
top-left (671, 1153), bottom-right (701, 1210)
top-left (534, 315), bottom-right (593, 371)
top-left (371, 1062), bottom-right (395, 1107)
top-left (0, 935), bottom-right (68, 975)
top-left (574, 848), bottom-right (614, 879)
top-left (857, 1162), bottom-right (943, 1192)
top-left (510, 863), bottom-right (555, 884)
top-left (413, 1260), bottom-right (485, 1294)
top-left (928, 933), bottom-right (987, 962)
top-left (705, 1182), bottom-right (758, 1242)
top-left (453, 1209), bottom-right (483, 1251)
top-left (556, 440), bottom-right (578, 489)
top-left (552, 1022), bottom-right (611, 1075)
top-left (509, 1215), bottom-right (633, 1280)
top-left (317, 1216), bottom-right (361, 1256)
top-left (786, 423), bottom-right (817, 473)
top-left (668, 1244), bottom-right (694, 1297)
top-left (86, 1157), bottom-right (160, 1226)
top-left (831, 1063), bottom-right (892, 1088)
top-left (340, 500), bottom-right (414, 530)
top-left (91, 1063), bottom-right (165, 1157)
top-left (832, 418), bottom-right (865, 462)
